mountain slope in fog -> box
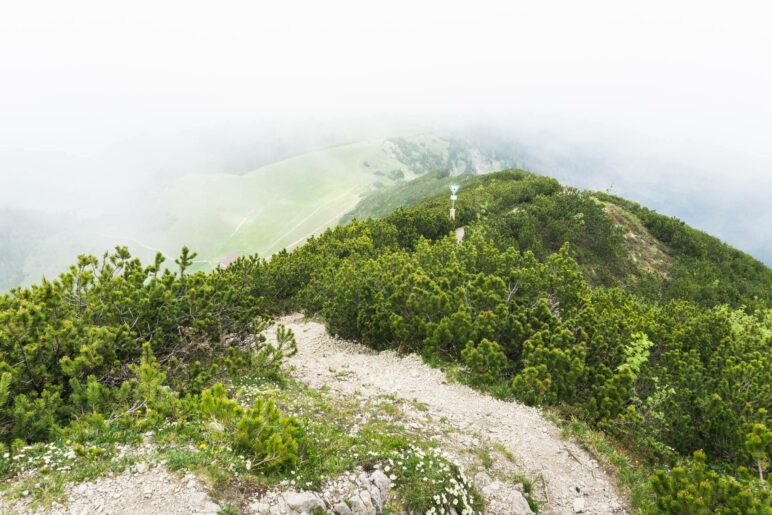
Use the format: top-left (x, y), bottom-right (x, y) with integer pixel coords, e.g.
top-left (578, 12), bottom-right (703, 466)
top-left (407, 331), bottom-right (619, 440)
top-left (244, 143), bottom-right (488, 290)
top-left (0, 134), bottom-right (511, 290)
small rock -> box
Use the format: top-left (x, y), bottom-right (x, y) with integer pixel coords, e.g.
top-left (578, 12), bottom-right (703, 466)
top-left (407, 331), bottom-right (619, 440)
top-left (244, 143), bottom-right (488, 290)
top-left (358, 489), bottom-right (375, 514)
top-left (197, 501), bottom-right (222, 514)
top-left (347, 495), bottom-right (367, 515)
top-left (368, 484), bottom-right (382, 511)
top-left (135, 462), bottom-right (148, 474)
top-left (506, 490), bottom-right (533, 514)
top-left (370, 470), bottom-right (391, 499)
top-left (573, 497), bottom-right (586, 513)
top-left (248, 500), bottom-right (270, 514)
top-left (333, 502), bottom-right (353, 515)
top-left (283, 491), bottom-right (324, 513)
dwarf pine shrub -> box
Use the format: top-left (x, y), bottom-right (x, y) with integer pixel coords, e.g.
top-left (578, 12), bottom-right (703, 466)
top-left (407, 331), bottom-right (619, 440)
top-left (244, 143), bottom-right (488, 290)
top-left (0, 247), bottom-right (298, 448)
top-left (199, 383), bottom-right (300, 470)
top-left (461, 338), bottom-right (506, 384)
top-left (651, 450), bottom-right (770, 514)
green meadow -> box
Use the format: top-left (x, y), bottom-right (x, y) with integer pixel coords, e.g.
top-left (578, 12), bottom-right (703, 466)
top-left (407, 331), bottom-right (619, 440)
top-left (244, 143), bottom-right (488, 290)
top-left (161, 138), bottom-right (418, 266)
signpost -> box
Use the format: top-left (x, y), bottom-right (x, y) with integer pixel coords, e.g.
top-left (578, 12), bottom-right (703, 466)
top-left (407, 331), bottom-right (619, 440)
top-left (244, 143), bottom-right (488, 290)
top-left (449, 183), bottom-right (459, 220)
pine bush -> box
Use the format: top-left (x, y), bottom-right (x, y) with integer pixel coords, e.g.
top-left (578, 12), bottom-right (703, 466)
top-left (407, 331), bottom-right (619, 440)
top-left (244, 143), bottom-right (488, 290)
top-left (200, 384), bottom-right (300, 470)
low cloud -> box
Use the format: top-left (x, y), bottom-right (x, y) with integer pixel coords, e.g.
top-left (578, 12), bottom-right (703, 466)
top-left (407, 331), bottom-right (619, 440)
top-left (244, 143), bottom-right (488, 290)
top-left (1, 1), bottom-right (770, 263)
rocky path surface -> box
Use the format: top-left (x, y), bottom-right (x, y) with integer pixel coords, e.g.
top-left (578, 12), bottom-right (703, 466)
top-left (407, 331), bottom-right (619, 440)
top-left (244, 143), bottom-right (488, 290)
top-left (275, 315), bottom-right (628, 515)
top-left (4, 317), bottom-right (628, 515)
top-left (6, 464), bottom-right (221, 515)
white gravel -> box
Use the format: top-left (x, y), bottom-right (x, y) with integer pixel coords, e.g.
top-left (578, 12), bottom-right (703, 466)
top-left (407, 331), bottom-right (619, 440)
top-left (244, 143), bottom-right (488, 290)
top-left (273, 314), bottom-right (629, 515)
top-left (3, 315), bottom-right (628, 515)
top-left (7, 465), bottom-right (220, 515)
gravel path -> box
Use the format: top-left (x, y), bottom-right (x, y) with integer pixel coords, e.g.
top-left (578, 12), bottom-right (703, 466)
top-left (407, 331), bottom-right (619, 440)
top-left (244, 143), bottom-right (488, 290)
top-left (6, 464), bottom-right (221, 515)
top-left (4, 316), bottom-right (628, 515)
top-left (274, 314), bottom-right (628, 515)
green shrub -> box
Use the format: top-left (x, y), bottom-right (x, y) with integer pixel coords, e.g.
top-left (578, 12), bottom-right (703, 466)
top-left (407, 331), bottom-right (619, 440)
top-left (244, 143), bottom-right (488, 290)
top-left (651, 450), bottom-right (770, 514)
top-left (513, 328), bottom-right (586, 405)
top-left (461, 338), bottom-right (507, 384)
top-left (199, 384), bottom-right (300, 470)
top-left (745, 413), bottom-right (771, 483)
top-left (0, 247), bottom-right (287, 446)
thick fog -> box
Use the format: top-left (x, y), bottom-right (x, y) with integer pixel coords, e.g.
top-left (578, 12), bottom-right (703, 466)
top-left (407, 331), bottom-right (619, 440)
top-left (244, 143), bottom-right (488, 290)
top-left (1, 1), bottom-right (771, 264)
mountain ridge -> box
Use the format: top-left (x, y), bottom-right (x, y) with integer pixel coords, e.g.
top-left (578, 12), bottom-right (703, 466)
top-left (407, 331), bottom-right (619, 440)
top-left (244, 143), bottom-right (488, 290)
top-left (1, 169), bottom-right (769, 514)
top-left (342, 168), bottom-right (771, 309)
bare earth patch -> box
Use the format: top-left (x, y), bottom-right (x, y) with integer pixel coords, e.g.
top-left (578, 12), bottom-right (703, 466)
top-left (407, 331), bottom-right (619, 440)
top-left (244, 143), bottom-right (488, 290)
top-left (605, 204), bottom-right (671, 277)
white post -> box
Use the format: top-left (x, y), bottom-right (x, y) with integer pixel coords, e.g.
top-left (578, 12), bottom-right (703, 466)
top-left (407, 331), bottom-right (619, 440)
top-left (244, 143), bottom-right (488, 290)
top-left (449, 183), bottom-right (460, 221)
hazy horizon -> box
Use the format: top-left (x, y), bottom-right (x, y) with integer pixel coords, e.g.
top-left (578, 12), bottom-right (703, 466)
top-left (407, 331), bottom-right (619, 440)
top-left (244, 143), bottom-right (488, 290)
top-left (2, 1), bottom-right (771, 267)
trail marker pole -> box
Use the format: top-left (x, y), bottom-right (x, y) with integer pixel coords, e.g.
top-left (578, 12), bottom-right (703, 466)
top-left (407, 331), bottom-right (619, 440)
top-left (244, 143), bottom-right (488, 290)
top-left (449, 183), bottom-right (459, 220)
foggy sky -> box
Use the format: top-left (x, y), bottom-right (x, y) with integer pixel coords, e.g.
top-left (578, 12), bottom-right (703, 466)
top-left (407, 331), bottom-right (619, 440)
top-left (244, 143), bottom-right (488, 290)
top-left (1, 1), bottom-right (770, 261)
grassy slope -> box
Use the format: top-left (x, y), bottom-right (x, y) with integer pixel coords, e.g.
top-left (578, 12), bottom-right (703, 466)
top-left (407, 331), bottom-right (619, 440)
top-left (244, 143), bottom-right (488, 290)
top-left (161, 131), bottom-right (515, 267)
top-left (2, 133), bottom-right (520, 290)
top-left (0, 135), bottom-right (448, 289)
top-left (341, 168), bottom-right (476, 223)
top-left (157, 138), bottom-right (454, 267)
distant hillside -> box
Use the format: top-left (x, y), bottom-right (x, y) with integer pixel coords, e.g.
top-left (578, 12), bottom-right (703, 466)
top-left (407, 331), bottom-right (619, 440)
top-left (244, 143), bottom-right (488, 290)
top-left (341, 169), bottom-right (475, 223)
top-left (157, 135), bottom-right (512, 267)
top-left (0, 134), bottom-right (515, 290)
top-left (0, 209), bottom-right (85, 292)
top-left (0, 209), bottom-right (47, 290)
